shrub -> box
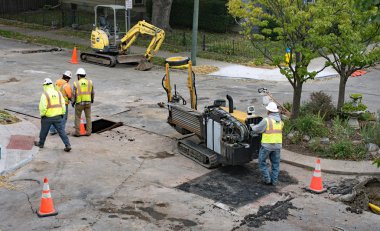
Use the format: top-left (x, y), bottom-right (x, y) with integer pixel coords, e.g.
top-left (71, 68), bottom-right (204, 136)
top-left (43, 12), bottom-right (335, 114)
top-left (282, 118), bottom-right (293, 136)
top-left (358, 111), bottom-right (377, 121)
top-left (293, 114), bottom-right (329, 138)
top-left (283, 102), bottom-right (292, 112)
top-left (361, 122), bottom-right (380, 146)
top-left (303, 91), bottom-right (336, 120)
top-left (326, 140), bottom-right (366, 160)
top-left (331, 117), bottom-right (355, 140)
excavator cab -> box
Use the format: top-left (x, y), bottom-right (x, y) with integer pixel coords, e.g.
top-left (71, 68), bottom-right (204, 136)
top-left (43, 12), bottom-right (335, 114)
top-left (91, 5), bottom-right (126, 53)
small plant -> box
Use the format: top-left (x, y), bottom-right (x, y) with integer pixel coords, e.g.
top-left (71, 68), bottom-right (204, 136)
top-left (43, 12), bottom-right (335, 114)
top-left (326, 139), bottom-right (366, 160)
top-left (331, 117), bottom-right (356, 140)
top-left (283, 102), bottom-right (292, 112)
top-left (361, 122), bottom-right (380, 146)
top-left (303, 91), bottom-right (336, 120)
top-left (293, 113), bottom-right (329, 138)
top-left (358, 111), bottom-right (377, 121)
top-left (342, 102), bottom-right (367, 113)
top-left (282, 118), bottom-right (293, 136)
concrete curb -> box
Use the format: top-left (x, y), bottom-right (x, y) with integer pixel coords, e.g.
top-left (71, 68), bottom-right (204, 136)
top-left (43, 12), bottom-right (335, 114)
top-left (281, 149), bottom-right (380, 176)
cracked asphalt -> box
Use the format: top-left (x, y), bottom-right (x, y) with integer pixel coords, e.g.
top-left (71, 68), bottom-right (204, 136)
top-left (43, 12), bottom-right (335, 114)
top-left (0, 37), bottom-right (380, 230)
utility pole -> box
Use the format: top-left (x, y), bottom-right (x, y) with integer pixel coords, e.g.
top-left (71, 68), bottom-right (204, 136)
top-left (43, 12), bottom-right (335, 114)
top-left (191, 0), bottom-right (199, 66)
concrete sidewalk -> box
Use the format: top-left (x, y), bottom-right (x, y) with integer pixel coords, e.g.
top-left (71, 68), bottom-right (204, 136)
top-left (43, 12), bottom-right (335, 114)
top-left (1, 117), bottom-right (380, 176)
top-left (0, 119), bottom-right (39, 175)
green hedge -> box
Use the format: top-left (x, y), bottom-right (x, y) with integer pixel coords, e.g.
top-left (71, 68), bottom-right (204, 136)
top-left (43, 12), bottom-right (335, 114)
top-left (146, 0), bottom-right (234, 33)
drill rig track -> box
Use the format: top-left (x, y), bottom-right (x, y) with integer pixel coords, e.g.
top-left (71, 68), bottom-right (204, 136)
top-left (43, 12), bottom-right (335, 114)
top-left (178, 138), bottom-right (219, 168)
top-left (80, 52), bottom-right (117, 67)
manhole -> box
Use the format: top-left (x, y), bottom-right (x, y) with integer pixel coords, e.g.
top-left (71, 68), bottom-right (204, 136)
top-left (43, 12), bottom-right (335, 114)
top-left (6, 135), bottom-right (34, 150)
top-left (90, 119), bottom-right (123, 133)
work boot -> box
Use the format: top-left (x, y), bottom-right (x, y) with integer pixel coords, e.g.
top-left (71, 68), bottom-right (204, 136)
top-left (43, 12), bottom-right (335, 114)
top-left (72, 133), bottom-right (81, 137)
top-left (261, 180), bottom-right (272, 185)
top-left (64, 146), bottom-right (71, 152)
top-left (85, 133), bottom-right (91, 136)
top-left (34, 141), bottom-right (44, 148)
top-left (49, 131), bottom-right (57, 136)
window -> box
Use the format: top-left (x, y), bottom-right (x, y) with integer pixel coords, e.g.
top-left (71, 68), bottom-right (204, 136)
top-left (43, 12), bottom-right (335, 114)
top-left (134, 0), bottom-right (144, 5)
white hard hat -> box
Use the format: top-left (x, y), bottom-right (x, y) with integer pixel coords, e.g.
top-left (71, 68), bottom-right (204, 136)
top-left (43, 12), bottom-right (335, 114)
top-left (266, 102), bottom-right (279, 113)
top-left (63, 70), bottom-right (72, 78)
top-left (76, 68), bottom-right (86, 76)
top-left (43, 78), bottom-right (53, 85)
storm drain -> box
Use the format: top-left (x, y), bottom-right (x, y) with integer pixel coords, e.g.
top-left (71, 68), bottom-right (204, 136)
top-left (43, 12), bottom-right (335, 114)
top-left (90, 119), bottom-right (123, 133)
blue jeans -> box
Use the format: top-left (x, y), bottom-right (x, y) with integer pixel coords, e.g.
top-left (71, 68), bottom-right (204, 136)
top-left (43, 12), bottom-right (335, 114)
top-left (38, 115), bottom-right (71, 147)
top-left (258, 146), bottom-right (281, 184)
top-left (50, 104), bottom-right (68, 134)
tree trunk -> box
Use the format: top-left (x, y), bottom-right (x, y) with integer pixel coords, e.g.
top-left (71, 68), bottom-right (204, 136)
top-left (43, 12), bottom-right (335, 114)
top-left (151, 0), bottom-right (173, 31)
top-left (291, 82), bottom-right (303, 120)
top-left (337, 75), bottom-right (348, 111)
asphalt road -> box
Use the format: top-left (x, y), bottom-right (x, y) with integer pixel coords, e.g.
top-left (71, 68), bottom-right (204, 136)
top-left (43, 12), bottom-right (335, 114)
top-left (0, 37), bottom-right (379, 231)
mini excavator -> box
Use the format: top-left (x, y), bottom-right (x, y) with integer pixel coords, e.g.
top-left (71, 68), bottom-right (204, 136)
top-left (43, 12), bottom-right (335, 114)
top-left (80, 5), bottom-right (165, 70)
top-left (162, 57), bottom-right (263, 168)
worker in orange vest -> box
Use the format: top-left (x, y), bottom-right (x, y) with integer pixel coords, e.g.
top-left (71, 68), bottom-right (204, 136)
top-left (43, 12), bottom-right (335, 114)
top-left (50, 71), bottom-right (72, 135)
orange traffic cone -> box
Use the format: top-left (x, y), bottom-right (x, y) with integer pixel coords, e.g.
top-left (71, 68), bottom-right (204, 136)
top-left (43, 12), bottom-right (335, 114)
top-left (70, 47), bottom-right (79, 64)
top-left (37, 178), bottom-right (58, 217)
top-left (309, 158), bottom-right (326, 193)
top-left (79, 117), bottom-right (86, 135)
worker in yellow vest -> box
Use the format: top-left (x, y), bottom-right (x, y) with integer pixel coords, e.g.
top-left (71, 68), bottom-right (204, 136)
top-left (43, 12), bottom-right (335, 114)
top-left (251, 102), bottom-right (283, 185)
top-left (49, 70), bottom-right (72, 135)
top-left (34, 78), bottom-right (71, 152)
top-left (71, 68), bottom-right (94, 137)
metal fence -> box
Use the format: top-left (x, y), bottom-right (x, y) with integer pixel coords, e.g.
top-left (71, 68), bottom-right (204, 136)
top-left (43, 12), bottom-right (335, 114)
top-left (0, 4), bottom-right (281, 61)
top-left (0, 0), bottom-right (59, 14)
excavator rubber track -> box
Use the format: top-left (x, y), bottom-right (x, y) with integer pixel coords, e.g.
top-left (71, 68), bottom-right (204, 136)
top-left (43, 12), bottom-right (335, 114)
top-left (177, 138), bottom-right (219, 169)
top-left (80, 52), bottom-right (117, 67)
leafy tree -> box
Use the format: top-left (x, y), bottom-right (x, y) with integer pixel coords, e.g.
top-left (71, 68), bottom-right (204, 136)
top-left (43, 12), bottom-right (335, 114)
top-left (228, 0), bottom-right (327, 119)
top-left (310, 0), bottom-right (380, 111)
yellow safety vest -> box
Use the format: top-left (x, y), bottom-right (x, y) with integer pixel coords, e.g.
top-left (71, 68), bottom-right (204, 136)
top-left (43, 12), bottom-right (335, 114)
top-left (74, 78), bottom-right (92, 103)
top-left (44, 90), bottom-right (64, 117)
top-left (261, 118), bottom-right (283, 144)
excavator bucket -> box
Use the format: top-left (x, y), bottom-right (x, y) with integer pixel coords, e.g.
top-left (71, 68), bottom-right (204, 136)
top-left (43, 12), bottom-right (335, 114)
top-left (135, 58), bottom-right (153, 71)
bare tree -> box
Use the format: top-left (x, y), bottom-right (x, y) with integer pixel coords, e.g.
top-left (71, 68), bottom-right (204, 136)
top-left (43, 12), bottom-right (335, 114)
top-left (151, 0), bottom-right (174, 31)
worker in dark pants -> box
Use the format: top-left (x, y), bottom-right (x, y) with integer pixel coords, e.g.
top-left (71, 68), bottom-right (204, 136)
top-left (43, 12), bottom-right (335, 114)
top-left (250, 102), bottom-right (283, 185)
top-left (34, 78), bottom-right (71, 152)
top-left (72, 68), bottom-right (94, 137)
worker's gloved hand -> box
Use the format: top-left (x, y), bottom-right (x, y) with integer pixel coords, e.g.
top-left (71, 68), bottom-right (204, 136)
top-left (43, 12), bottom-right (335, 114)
top-left (250, 131), bottom-right (258, 137)
top-left (91, 99), bottom-right (94, 104)
top-left (71, 102), bottom-right (75, 108)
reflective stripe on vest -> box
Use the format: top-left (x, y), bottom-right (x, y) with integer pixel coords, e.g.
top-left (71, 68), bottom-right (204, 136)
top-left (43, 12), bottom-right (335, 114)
top-left (261, 118), bottom-right (283, 144)
top-left (43, 90), bottom-right (64, 117)
top-left (74, 79), bottom-right (92, 103)
top-left (43, 91), bottom-right (62, 109)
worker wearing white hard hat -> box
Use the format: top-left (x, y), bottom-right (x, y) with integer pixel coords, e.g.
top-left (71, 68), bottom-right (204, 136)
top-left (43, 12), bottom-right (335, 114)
top-left (72, 68), bottom-right (94, 137)
top-left (49, 71), bottom-right (73, 135)
top-left (250, 101), bottom-right (283, 186)
top-left (35, 77), bottom-right (71, 152)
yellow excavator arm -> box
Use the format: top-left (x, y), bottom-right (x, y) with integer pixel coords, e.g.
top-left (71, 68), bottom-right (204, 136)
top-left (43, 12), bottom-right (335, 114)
top-left (120, 20), bottom-right (165, 61)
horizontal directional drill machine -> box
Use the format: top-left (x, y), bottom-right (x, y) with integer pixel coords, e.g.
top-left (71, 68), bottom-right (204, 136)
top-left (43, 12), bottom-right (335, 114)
top-left (162, 57), bottom-right (263, 168)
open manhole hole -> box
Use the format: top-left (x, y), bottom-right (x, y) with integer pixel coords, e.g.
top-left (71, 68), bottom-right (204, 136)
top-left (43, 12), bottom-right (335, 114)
top-left (89, 119), bottom-right (123, 133)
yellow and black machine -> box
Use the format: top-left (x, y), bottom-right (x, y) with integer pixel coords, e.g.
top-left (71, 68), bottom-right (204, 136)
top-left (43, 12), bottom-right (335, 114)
top-left (80, 5), bottom-right (165, 70)
top-left (162, 57), bottom-right (263, 168)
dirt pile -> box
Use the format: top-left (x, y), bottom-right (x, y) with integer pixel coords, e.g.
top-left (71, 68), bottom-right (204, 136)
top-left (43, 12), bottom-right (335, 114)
top-left (0, 110), bottom-right (20, 125)
top-left (232, 198), bottom-right (297, 229)
top-left (334, 177), bottom-right (380, 214)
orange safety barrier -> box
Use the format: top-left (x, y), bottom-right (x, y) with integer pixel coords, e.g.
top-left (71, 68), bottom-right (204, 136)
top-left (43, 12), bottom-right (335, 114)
top-left (37, 178), bottom-right (58, 217)
top-left (309, 158), bottom-right (327, 193)
top-left (70, 47), bottom-right (79, 64)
